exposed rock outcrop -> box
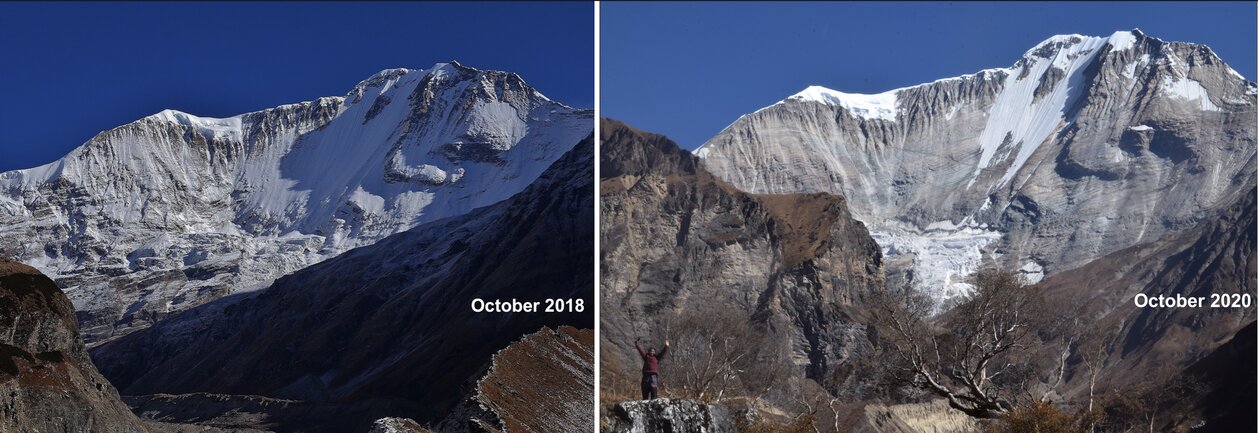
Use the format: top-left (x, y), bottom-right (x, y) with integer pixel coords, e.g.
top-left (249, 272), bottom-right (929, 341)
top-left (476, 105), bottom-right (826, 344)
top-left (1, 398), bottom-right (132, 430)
top-left (91, 134), bottom-right (595, 432)
top-left (0, 259), bottom-right (149, 432)
top-left (853, 400), bottom-right (977, 433)
top-left (600, 119), bottom-right (885, 399)
top-left (370, 418), bottom-right (431, 433)
top-left (605, 399), bottom-right (736, 433)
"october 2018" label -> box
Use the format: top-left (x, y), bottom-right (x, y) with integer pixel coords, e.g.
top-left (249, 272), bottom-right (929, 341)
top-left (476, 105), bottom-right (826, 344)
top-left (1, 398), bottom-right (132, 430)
top-left (471, 298), bottom-right (586, 313)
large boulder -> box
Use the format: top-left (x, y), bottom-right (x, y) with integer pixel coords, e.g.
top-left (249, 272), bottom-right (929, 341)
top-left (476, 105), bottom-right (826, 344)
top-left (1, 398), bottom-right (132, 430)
top-left (0, 259), bottom-right (150, 432)
top-left (605, 399), bottom-right (736, 433)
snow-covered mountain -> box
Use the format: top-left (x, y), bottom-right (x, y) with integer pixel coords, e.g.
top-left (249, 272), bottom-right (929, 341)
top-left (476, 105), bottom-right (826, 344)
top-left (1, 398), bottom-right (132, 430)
top-left (696, 30), bottom-right (1256, 306)
top-left (0, 61), bottom-right (593, 341)
top-left (91, 134), bottom-right (595, 432)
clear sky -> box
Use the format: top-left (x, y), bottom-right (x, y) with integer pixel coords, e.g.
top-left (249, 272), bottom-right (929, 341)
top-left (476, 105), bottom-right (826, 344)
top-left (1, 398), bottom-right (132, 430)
top-left (603, 1), bottom-right (1258, 149)
top-left (0, 2), bottom-right (593, 172)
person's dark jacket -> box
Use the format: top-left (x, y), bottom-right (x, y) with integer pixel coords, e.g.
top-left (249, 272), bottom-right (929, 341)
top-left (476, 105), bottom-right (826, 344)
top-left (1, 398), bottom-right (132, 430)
top-left (635, 340), bottom-right (667, 374)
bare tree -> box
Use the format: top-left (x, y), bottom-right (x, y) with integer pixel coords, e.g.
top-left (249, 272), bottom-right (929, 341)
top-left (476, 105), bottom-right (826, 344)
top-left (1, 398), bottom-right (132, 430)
top-left (1074, 318), bottom-right (1125, 432)
top-left (661, 305), bottom-right (791, 402)
top-left (1098, 366), bottom-right (1204, 433)
top-left (868, 269), bottom-right (1055, 418)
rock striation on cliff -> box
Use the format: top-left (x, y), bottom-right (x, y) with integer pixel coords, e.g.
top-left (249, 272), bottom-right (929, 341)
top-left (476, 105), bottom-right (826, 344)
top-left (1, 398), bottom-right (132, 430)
top-left (600, 119), bottom-right (885, 398)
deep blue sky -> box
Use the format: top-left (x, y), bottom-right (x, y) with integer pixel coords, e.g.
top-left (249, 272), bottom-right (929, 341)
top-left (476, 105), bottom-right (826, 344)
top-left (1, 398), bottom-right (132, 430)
top-left (603, 2), bottom-right (1258, 149)
top-left (0, 2), bottom-right (593, 172)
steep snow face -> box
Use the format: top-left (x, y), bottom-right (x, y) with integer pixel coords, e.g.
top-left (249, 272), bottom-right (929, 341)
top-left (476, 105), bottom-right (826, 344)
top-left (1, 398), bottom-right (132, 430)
top-left (970, 34), bottom-right (1109, 187)
top-left (0, 62), bottom-right (593, 341)
top-left (697, 31), bottom-right (1256, 304)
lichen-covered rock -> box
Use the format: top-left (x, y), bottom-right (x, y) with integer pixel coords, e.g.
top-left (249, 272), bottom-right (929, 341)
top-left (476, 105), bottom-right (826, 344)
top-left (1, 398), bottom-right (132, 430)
top-left (606, 399), bottom-right (735, 433)
top-left (0, 259), bottom-right (149, 432)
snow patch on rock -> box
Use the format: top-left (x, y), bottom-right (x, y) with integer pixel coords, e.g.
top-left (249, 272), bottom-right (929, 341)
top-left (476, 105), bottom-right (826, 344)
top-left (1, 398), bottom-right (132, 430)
top-left (1107, 30), bottom-right (1138, 51)
top-left (1161, 76), bottom-right (1221, 111)
top-left (149, 109), bottom-right (244, 142)
top-left (369, 417), bottom-right (426, 433)
top-left (1019, 261), bottom-right (1045, 284)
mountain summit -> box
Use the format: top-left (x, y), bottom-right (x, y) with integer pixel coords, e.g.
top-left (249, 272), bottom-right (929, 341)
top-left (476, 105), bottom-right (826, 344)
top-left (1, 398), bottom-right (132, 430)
top-left (696, 31), bottom-right (1255, 304)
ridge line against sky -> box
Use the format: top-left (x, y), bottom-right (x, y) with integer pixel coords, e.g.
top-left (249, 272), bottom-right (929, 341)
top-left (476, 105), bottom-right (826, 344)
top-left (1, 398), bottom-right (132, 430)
top-left (603, 2), bottom-right (1258, 150)
top-left (0, 2), bottom-right (593, 173)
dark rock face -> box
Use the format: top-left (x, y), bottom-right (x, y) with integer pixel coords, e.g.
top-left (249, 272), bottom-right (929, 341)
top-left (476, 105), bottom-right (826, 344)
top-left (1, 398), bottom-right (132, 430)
top-left (1034, 183), bottom-right (1256, 403)
top-left (436, 326), bottom-right (594, 433)
top-left (91, 134), bottom-right (595, 432)
top-left (1187, 322), bottom-right (1256, 433)
top-left (605, 399), bottom-right (736, 433)
top-left (599, 119), bottom-right (884, 397)
top-left (0, 259), bottom-right (149, 432)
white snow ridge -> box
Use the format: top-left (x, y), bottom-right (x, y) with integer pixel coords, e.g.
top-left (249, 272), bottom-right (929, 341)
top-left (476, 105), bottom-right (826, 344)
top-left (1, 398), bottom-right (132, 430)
top-left (789, 86), bottom-right (899, 121)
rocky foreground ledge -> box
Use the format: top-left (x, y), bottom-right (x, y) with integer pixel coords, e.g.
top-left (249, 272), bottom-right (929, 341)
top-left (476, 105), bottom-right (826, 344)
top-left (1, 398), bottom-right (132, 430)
top-left (603, 397), bottom-right (978, 433)
top-left (0, 259), bottom-right (150, 432)
top-left (604, 399), bottom-right (736, 433)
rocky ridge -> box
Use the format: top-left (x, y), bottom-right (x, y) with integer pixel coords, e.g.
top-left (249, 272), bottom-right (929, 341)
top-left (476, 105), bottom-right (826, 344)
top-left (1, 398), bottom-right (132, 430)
top-left (436, 326), bottom-right (594, 433)
top-left (369, 418), bottom-right (431, 433)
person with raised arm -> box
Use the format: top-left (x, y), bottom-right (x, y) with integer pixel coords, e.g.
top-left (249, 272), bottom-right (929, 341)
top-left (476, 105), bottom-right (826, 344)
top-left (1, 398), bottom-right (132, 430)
top-left (634, 337), bottom-right (669, 400)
